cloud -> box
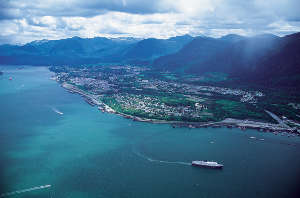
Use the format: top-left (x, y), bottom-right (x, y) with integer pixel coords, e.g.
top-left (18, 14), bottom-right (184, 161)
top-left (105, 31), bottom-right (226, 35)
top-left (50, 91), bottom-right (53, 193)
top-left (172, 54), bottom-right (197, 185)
top-left (0, 0), bottom-right (169, 19)
top-left (0, 0), bottom-right (300, 44)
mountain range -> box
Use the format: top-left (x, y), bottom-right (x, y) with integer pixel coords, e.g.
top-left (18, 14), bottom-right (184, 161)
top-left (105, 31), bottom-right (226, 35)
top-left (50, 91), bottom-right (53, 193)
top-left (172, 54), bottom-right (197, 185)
top-left (0, 35), bottom-right (192, 65)
top-left (154, 33), bottom-right (300, 87)
top-left (0, 32), bottom-right (299, 87)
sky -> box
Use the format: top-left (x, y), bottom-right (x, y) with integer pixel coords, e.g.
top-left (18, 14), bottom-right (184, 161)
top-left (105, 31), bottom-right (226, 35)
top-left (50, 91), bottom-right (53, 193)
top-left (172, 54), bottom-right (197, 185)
top-left (0, 0), bottom-right (300, 44)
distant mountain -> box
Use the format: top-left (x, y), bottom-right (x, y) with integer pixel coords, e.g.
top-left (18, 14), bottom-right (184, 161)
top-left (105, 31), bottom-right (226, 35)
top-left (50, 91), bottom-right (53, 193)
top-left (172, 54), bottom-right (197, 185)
top-left (250, 32), bottom-right (300, 87)
top-left (0, 36), bottom-right (140, 65)
top-left (219, 34), bottom-right (245, 43)
top-left (153, 33), bottom-right (300, 87)
top-left (188, 34), bottom-right (281, 73)
top-left (0, 35), bottom-right (192, 66)
top-left (153, 36), bottom-right (233, 72)
top-left (123, 35), bottom-right (193, 61)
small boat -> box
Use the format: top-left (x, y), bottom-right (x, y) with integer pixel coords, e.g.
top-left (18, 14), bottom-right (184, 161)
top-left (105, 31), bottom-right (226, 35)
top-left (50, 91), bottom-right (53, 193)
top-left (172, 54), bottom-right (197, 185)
top-left (191, 160), bottom-right (223, 169)
top-left (56, 111), bottom-right (63, 115)
top-left (52, 108), bottom-right (63, 115)
top-left (9, 77), bottom-right (12, 80)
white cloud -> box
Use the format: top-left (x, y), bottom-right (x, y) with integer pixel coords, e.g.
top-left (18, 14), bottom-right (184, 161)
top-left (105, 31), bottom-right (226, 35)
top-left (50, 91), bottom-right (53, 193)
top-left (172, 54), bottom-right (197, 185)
top-left (0, 0), bottom-right (300, 44)
top-left (267, 20), bottom-right (300, 36)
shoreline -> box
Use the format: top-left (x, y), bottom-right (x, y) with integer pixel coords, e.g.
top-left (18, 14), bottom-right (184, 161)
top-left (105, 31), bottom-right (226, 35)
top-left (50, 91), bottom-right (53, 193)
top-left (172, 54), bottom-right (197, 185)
top-left (59, 82), bottom-right (299, 135)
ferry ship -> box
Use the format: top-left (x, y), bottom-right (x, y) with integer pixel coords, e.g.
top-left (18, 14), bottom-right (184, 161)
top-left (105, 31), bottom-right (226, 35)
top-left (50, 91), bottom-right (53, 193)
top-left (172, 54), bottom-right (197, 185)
top-left (191, 161), bottom-right (223, 169)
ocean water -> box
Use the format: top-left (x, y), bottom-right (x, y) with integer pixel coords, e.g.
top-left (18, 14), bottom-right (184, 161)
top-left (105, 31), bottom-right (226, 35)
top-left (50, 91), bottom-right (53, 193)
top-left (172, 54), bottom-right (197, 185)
top-left (0, 66), bottom-right (300, 198)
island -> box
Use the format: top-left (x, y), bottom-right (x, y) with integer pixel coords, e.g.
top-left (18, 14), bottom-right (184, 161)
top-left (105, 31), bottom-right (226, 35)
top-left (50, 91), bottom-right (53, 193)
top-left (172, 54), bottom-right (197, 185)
top-left (49, 65), bottom-right (300, 135)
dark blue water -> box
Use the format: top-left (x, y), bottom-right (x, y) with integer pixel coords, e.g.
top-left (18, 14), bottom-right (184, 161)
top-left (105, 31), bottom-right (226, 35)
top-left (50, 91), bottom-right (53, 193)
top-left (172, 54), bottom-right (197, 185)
top-left (1, 66), bottom-right (300, 198)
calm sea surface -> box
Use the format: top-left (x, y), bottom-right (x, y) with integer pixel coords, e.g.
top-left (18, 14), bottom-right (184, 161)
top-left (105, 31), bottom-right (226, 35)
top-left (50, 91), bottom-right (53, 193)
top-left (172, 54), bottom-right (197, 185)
top-left (0, 66), bottom-right (300, 198)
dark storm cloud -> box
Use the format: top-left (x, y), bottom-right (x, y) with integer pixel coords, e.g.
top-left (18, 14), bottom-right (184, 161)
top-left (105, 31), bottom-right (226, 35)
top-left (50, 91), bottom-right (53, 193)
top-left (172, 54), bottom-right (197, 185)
top-left (79, 0), bottom-right (169, 15)
top-left (263, 0), bottom-right (300, 22)
top-left (0, 0), bottom-right (299, 24)
top-left (0, 0), bottom-right (167, 20)
top-left (0, 0), bottom-right (22, 20)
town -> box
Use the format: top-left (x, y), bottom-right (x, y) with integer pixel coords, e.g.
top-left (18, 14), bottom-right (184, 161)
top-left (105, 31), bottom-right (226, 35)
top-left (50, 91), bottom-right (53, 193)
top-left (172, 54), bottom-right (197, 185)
top-left (50, 65), bottom-right (300, 133)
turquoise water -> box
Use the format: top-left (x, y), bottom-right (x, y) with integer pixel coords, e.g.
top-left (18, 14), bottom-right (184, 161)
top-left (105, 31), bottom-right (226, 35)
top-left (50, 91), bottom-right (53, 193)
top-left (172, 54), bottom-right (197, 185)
top-left (1, 66), bottom-right (300, 198)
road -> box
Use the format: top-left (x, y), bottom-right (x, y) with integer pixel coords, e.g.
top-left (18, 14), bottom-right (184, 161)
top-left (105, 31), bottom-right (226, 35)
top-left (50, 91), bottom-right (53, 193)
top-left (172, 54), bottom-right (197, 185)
top-left (265, 110), bottom-right (290, 128)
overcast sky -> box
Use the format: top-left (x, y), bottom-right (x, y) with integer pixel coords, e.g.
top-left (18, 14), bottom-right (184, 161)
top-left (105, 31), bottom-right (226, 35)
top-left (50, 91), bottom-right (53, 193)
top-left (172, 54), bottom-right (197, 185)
top-left (0, 0), bottom-right (300, 44)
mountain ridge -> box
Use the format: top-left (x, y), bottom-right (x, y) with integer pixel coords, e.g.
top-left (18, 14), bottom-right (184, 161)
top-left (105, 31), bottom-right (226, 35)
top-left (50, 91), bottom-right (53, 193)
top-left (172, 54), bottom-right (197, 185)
top-left (153, 32), bottom-right (300, 87)
top-left (0, 35), bottom-right (193, 65)
top-left (0, 33), bottom-right (299, 87)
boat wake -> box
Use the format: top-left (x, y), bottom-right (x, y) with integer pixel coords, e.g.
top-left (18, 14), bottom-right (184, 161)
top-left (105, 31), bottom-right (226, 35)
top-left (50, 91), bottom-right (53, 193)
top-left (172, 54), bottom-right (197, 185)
top-left (133, 149), bottom-right (191, 166)
top-left (0, 185), bottom-right (51, 197)
top-left (52, 107), bottom-right (63, 115)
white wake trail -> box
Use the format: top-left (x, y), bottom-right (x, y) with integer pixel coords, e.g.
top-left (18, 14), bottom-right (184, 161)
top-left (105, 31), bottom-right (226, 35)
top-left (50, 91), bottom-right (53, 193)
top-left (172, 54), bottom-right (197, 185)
top-left (133, 149), bottom-right (191, 166)
top-left (0, 185), bottom-right (51, 197)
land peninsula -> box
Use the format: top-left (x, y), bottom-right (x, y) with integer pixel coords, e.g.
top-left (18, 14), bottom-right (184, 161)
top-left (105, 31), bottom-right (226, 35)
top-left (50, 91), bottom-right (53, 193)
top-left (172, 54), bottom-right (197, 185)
top-left (50, 65), bottom-right (300, 135)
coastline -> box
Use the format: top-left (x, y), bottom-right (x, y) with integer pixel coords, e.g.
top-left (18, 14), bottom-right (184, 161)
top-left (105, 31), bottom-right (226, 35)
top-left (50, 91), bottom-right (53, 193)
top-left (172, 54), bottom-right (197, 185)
top-left (59, 81), bottom-right (299, 135)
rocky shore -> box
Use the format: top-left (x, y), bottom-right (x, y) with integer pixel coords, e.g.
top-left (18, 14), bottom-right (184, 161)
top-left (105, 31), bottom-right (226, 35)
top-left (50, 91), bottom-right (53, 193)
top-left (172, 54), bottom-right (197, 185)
top-left (59, 82), bottom-right (299, 136)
